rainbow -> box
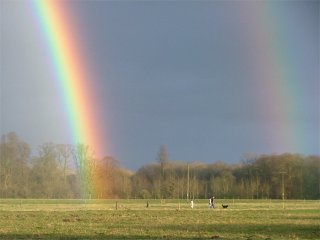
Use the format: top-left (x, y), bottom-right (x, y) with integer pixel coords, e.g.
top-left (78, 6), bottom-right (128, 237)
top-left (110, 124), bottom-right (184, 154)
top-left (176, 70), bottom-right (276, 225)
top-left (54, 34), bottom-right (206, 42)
top-left (29, 0), bottom-right (317, 195)
top-left (30, 0), bottom-right (108, 198)
top-left (31, 0), bottom-right (105, 156)
top-left (237, 2), bottom-right (313, 154)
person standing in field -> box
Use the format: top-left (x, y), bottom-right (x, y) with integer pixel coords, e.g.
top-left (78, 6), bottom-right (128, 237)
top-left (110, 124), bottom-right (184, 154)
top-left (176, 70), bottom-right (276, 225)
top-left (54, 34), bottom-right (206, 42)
top-left (211, 196), bottom-right (215, 208)
top-left (209, 196), bottom-right (215, 208)
top-left (190, 200), bottom-right (194, 209)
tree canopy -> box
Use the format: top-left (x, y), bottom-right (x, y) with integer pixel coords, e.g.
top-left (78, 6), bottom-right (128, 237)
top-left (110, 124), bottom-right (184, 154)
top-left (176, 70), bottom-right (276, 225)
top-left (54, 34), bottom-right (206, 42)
top-left (0, 132), bottom-right (319, 199)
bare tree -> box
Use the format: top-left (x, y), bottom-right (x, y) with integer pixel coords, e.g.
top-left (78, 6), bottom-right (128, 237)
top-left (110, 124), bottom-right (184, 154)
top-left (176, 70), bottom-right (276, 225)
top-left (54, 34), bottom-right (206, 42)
top-left (56, 144), bottom-right (72, 184)
top-left (72, 144), bottom-right (96, 199)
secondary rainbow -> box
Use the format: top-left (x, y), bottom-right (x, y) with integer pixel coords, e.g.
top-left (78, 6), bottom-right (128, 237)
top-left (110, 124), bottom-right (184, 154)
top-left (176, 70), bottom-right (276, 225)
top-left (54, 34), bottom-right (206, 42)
top-left (238, 2), bottom-right (311, 154)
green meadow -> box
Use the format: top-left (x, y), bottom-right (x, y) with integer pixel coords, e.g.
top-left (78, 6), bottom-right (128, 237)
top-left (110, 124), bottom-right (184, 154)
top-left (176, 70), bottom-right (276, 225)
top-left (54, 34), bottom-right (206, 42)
top-left (0, 199), bottom-right (319, 239)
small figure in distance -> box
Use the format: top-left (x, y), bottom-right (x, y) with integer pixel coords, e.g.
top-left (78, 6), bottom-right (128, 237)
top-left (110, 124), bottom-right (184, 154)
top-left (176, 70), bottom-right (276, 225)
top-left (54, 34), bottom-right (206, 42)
top-left (190, 200), bottom-right (194, 209)
top-left (211, 196), bottom-right (215, 209)
top-left (208, 196), bottom-right (215, 208)
top-left (222, 204), bottom-right (228, 209)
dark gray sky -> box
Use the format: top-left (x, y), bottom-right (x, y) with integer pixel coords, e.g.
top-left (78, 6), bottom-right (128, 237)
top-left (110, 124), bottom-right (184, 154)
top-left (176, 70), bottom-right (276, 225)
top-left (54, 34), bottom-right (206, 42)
top-left (1, 0), bottom-right (319, 170)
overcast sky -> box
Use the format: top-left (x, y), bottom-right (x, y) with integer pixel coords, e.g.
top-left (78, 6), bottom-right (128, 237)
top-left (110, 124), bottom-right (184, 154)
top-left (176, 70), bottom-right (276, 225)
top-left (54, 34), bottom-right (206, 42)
top-left (1, 0), bottom-right (319, 170)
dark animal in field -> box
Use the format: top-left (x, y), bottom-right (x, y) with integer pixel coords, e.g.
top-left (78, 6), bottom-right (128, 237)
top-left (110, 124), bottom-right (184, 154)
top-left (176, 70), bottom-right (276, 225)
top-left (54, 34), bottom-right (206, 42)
top-left (222, 204), bottom-right (228, 208)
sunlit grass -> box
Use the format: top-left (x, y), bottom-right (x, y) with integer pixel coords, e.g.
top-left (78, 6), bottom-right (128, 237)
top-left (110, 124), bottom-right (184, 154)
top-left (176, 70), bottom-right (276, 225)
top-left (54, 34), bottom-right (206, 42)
top-left (0, 199), bottom-right (319, 239)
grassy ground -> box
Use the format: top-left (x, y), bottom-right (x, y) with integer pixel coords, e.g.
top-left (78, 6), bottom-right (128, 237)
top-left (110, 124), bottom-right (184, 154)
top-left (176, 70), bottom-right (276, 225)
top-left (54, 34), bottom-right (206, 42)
top-left (0, 199), bottom-right (319, 239)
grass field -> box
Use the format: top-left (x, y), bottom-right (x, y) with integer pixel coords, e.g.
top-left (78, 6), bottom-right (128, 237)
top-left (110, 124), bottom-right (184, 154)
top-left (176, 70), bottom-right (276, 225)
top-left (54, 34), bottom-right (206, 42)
top-left (0, 199), bottom-right (319, 239)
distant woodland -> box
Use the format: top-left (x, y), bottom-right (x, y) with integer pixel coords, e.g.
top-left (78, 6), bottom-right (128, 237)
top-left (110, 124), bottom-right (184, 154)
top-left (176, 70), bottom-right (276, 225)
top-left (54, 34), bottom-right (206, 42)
top-left (0, 132), bottom-right (319, 199)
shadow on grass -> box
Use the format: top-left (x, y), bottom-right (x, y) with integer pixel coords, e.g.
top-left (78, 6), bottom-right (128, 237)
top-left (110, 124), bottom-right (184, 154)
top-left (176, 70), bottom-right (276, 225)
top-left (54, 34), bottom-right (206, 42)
top-left (0, 234), bottom-right (209, 240)
top-left (0, 223), bottom-right (319, 239)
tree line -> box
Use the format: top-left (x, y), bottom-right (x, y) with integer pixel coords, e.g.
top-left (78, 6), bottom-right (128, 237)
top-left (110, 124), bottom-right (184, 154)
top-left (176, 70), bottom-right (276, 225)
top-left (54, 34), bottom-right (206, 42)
top-left (0, 132), bottom-right (319, 199)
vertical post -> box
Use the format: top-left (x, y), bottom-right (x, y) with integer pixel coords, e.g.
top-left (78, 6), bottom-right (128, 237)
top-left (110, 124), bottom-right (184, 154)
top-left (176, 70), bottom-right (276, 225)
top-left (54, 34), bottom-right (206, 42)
top-left (205, 182), bottom-right (208, 199)
top-left (187, 164), bottom-right (190, 201)
top-left (282, 173), bottom-right (284, 200)
top-left (282, 173), bottom-right (284, 209)
top-left (279, 171), bottom-right (286, 209)
top-left (256, 175), bottom-right (259, 199)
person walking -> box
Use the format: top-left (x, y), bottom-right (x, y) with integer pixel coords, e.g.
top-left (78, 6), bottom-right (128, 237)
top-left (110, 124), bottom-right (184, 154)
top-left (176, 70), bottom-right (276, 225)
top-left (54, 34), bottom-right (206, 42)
top-left (211, 196), bottom-right (215, 208)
